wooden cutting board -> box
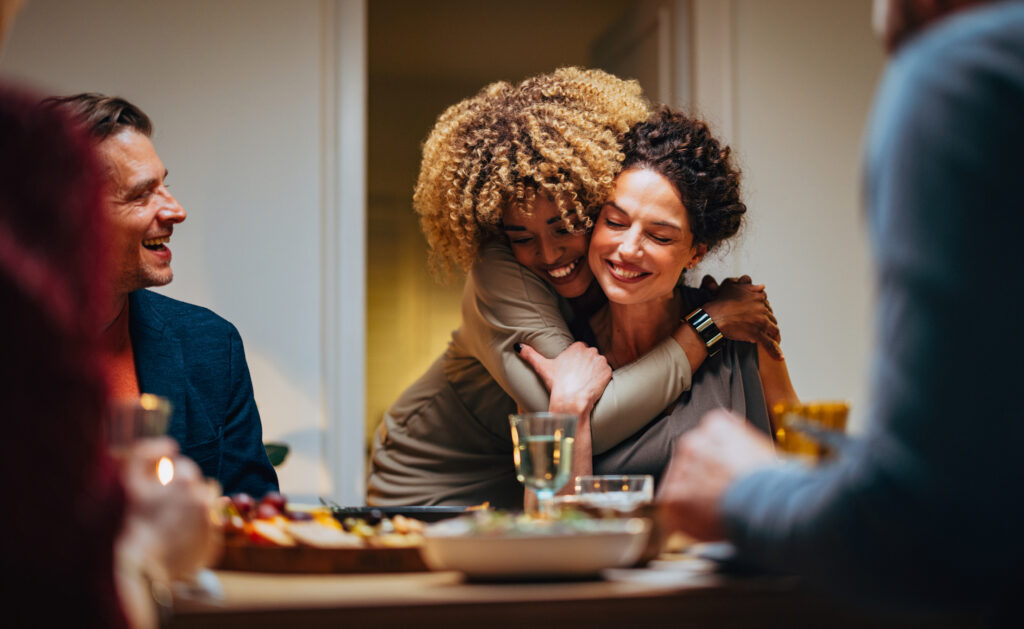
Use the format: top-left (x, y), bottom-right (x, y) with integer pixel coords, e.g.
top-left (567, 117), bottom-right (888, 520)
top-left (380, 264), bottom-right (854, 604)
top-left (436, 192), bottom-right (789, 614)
top-left (216, 542), bottom-right (429, 574)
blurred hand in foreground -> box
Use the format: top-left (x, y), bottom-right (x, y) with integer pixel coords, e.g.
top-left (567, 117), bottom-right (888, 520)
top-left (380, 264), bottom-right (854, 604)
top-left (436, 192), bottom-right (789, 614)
top-left (701, 275), bottom-right (784, 361)
top-left (118, 437), bottom-right (222, 581)
top-left (657, 409), bottom-right (777, 540)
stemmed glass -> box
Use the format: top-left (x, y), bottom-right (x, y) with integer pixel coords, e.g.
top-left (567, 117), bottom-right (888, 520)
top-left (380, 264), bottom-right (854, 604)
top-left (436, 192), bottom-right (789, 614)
top-left (509, 412), bottom-right (577, 515)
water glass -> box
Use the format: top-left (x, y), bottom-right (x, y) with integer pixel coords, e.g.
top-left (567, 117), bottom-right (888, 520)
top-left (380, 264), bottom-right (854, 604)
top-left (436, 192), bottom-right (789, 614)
top-left (509, 412), bottom-right (577, 514)
top-left (574, 475), bottom-right (654, 512)
top-left (105, 394), bottom-right (172, 456)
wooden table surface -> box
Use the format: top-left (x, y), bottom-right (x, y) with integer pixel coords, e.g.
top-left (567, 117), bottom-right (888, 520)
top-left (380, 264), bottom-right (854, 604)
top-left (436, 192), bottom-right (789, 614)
top-left (169, 556), bottom-right (979, 629)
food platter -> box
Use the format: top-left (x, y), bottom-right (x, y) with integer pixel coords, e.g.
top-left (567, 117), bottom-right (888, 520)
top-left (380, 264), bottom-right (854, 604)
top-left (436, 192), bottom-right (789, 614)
top-left (325, 505), bottom-right (471, 523)
top-left (215, 493), bottom-right (431, 574)
top-left (216, 542), bottom-right (428, 574)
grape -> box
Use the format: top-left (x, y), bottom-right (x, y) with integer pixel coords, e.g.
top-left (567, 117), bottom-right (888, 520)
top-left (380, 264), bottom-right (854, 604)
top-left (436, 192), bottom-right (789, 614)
top-left (364, 509), bottom-right (383, 526)
top-left (231, 493), bottom-right (255, 518)
top-left (256, 502), bottom-right (280, 520)
top-left (261, 491), bottom-right (287, 512)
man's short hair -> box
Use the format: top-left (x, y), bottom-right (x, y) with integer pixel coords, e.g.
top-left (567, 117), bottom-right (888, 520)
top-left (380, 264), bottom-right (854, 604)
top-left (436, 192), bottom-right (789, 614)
top-left (40, 93), bottom-right (152, 141)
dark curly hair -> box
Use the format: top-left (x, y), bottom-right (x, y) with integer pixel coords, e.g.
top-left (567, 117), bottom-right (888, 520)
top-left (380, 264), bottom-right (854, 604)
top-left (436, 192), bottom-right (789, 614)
top-left (620, 106), bottom-right (745, 252)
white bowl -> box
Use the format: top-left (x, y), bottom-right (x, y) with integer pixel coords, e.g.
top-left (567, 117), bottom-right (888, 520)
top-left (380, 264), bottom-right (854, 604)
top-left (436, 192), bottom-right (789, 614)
top-left (421, 518), bottom-right (650, 579)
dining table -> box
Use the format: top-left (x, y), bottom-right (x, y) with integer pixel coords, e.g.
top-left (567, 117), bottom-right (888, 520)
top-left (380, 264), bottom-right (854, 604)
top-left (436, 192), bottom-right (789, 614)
top-left (169, 552), bottom-right (981, 628)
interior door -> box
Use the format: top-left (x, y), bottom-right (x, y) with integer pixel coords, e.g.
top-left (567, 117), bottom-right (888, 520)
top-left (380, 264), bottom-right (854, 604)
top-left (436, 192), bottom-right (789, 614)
top-left (591, 0), bottom-right (692, 109)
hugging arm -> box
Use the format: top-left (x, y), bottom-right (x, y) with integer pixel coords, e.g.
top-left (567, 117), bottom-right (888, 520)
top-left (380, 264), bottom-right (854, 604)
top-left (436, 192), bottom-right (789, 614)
top-left (464, 243), bottom-right (691, 453)
top-left (468, 244), bottom-right (787, 454)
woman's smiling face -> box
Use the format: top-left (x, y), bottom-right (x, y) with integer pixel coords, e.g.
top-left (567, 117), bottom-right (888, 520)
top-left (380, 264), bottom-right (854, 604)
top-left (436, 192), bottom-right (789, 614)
top-left (589, 168), bottom-right (706, 305)
top-left (502, 196), bottom-right (592, 298)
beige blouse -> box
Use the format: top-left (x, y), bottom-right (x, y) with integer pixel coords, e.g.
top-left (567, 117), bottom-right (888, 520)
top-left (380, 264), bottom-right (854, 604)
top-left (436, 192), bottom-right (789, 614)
top-left (366, 241), bottom-right (693, 508)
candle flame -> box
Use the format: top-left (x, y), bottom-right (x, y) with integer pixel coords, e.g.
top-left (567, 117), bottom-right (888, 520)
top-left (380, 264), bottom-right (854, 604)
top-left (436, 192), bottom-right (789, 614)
top-left (157, 456), bottom-right (174, 485)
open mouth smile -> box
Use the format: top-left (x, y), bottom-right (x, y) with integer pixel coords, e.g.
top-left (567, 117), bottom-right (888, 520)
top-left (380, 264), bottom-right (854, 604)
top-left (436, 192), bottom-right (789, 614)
top-left (605, 260), bottom-right (650, 281)
top-left (542, 256), bottom-right (584, 283)
top-left (142, 236), bottom-right (170, 251)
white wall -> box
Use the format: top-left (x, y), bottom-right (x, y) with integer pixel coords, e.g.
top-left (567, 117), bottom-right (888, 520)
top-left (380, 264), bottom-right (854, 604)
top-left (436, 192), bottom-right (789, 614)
top-left (0, 0), bottom-right (365, 502)
top-left (692, 0), bottom-right (885, 429)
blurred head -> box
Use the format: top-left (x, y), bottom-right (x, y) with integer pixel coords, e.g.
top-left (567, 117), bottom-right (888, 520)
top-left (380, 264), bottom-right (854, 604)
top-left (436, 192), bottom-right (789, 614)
top-left (589, 107), bottom-right (745, 305)
top-left (414, 67), bottom-right (649, 280)
top-left (42, 94), bottom-right (186, 298)
top-left (1, 86), bottom-right (124, 618)
top-left (1, 88), bottom-right (110, 360)
top-left (872, 0), bottom-right (994, 52)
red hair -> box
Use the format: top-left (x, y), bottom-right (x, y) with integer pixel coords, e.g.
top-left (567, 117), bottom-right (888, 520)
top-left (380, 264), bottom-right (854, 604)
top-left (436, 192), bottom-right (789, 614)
top-left (0, 84), bottom-right (126, 628)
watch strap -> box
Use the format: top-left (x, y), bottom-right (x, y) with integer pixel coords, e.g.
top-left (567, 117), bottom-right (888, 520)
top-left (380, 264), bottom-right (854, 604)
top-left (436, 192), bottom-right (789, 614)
top-left (685, 307), bottom-right (724, 357)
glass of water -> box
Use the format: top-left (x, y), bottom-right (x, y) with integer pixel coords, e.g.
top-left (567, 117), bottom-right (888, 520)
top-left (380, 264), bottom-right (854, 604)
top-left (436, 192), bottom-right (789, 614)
top-left (509, 412), bottom-right (577, 515)
top-left (574, 475), bottom-right (654, 513)
top-left (105, 394), bottom-right (172, 457)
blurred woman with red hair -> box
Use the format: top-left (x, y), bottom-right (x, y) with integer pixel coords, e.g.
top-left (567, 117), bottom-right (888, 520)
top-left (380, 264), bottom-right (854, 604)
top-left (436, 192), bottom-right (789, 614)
top-left (0, 84), bottom-right (219, 628)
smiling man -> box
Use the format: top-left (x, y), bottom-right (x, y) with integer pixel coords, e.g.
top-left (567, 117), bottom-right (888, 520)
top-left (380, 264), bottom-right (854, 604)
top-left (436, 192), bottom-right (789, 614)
top-left (44, 93), bottom-right (278, 497)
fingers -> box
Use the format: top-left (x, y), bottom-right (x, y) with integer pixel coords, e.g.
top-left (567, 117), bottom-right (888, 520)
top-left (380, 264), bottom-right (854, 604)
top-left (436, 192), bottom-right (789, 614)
top-left (723, 275), bottom-right (753, 286)
top-left (759, 320), bottom-right (784, 360)
top-left (129, 436), bottom-right (179, 461)
top-left (699, 274), bottom-right (719, 294)
top-left (514, 342), bottom-right (547, 373)
top-left (703, 407), bottom-right (748, 429)
top-left (172, 455), bottom-right (204, 484)
top-left (762, 338), bottom-right (785, 361)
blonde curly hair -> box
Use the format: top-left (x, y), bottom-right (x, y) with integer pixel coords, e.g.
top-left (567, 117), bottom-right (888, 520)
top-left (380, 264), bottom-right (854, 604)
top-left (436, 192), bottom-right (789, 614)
top-left (414, 67), bottom-right (649, 277)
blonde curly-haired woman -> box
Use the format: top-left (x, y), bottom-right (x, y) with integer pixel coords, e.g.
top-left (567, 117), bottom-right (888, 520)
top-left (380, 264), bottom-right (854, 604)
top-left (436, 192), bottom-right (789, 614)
top-left (367, 68), bottom-right (779, 508)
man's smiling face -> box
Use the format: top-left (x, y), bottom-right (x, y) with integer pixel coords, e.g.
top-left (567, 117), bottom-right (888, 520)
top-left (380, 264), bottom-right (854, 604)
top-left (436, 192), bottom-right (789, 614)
top-left (97, 128), bottom-right (186, 298)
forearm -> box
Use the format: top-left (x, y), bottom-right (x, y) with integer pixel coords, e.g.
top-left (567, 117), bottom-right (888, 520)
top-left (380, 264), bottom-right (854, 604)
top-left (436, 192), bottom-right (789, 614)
top-left (671, 319), bottom-right (708, 373)
top-left (757, 344), bottom-right (798, 429)
top-left (721, 443), bottom-right (969, 609)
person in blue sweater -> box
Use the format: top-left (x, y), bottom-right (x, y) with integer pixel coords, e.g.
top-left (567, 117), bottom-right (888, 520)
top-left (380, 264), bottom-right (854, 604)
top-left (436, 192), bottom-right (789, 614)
top-left (658, 0), bottom-right (1024, 622)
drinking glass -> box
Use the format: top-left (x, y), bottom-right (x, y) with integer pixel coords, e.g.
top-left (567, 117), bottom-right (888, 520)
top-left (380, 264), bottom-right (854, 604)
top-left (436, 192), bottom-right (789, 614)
top-left (574, 475), bottom-right (654, 512)
top-left (509, 412), bottom-right (577, 515)
top-left (106, 394), bottom-right (174, 482)
top-left (106, 394), bottom-right (172, 452)
top-left (772, 400), bottom-right (850, 462)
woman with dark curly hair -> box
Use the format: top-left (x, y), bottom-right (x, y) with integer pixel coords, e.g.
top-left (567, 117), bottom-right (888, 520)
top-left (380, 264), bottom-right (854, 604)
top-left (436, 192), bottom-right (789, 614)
top-left (368, 69), bottom-right (782, 508)
top-left (525, 107), bottom-right (799, 478)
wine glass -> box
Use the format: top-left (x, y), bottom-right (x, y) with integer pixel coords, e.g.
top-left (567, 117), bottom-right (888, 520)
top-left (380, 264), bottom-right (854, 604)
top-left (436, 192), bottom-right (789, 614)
top-left (509, 412), bottom-right (577, 515)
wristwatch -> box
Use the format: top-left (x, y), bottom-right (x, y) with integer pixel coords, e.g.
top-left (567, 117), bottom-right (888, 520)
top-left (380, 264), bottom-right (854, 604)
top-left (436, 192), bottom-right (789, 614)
top-left (685, 307), bottom-right (724, 358)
